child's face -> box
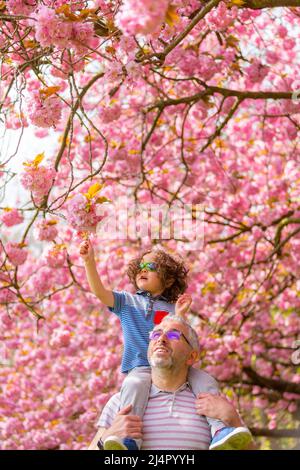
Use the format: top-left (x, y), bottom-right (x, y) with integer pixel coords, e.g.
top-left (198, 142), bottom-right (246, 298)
top-left (135, 252), bottom-right (164, 296)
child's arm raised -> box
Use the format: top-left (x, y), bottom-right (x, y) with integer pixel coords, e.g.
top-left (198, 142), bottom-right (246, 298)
top-left (80, 240), bottom-right (114, 308)
top-left (175, 293), bottom-right (192, 319)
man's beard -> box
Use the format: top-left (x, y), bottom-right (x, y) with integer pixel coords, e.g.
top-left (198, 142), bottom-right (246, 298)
top-left (149, 354), bottom-right (173, 369)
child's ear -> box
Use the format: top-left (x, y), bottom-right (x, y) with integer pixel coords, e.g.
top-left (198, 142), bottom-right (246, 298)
top-left (165, 278), bottom-right (174, 288)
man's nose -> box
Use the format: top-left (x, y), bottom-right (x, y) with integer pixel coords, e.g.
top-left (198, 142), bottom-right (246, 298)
top-left (157, 333), bottom-right (168, 344)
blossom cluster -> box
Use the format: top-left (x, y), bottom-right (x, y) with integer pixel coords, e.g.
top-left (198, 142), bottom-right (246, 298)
top-left (20, 154), bottom-right (56, 204)
top-left (1, 209), bottom-right (24, 227)
top-left (5, 243), bottom-right (28, 266)
top-left (115, 0), bottom-right (170, 35)
top-left (33, 5), bottom-right (96, 51)
top-left (26, 89), bottom-right (63, 128)
top-left (99, 103), bottom-right (122, 123)
top-left (34, 220), bottom-right (58, 242)
top-left (65, 184), bottom-right (108, 232)
top-left (205, 2), bottom-right (238, 31)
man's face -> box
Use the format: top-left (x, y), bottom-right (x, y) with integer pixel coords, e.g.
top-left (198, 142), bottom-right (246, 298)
top-left (135, 252), bottom-right (164, 295)
top-left (148, 320), bottom-right (195, 370)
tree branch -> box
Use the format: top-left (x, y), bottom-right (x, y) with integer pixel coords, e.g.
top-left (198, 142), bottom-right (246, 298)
top-left (249, 427), bottom-right (300, 438)
top-left (147, 87), bottom-right (294, 113)
top-left (243, 0), bottom-right (300, 9)
top-left (54, 71), bottom-right (104, 171)
top-left (244, 367), bottom-right (300, 394)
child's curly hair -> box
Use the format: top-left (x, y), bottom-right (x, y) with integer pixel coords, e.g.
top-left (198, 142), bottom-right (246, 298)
top-left (126, 249), bottom-right (189, 303)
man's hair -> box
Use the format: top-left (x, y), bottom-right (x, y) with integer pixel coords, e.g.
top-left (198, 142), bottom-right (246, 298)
top-left (157, 315), bottom-right (200, 353)
top-left (127, 248), bottom-right (188, 302)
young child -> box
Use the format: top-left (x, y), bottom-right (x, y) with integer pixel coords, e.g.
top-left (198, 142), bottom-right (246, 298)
top-left (80, 240), bottom-right (252, 450)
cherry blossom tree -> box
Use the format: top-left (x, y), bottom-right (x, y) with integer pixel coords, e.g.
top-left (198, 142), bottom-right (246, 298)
top-left (0, 0), bottom-right (300, 449)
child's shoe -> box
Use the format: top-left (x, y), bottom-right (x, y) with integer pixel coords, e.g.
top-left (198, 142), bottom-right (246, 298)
top-left (103, 435), bottom-right (139, 451)
top-left (209, 426), bottom-right (252, 450)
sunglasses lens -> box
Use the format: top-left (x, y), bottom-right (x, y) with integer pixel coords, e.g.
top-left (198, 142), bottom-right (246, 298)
top-left (167, 331), bottom-right (180, 340)
top-left (148, 262), bottom-right (157, 271)
top-left (139, 262), bottom-right (157, 271)
top-left (150, 331), bottom-right (161, 340)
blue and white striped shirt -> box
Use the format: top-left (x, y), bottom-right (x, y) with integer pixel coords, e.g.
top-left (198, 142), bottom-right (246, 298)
top-left (108, 290), bottom-right (175, 373)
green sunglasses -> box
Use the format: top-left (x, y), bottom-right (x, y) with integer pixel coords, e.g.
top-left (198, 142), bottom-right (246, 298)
top-left (139, 262), bottom-right (157, 271)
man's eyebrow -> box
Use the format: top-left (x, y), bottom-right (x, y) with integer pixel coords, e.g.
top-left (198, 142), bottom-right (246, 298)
top-left (153, 328), bottom-right (181, 333)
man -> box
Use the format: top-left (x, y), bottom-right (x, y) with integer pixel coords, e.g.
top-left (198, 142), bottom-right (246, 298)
top-left (89, 316), bottom-right (252, 450)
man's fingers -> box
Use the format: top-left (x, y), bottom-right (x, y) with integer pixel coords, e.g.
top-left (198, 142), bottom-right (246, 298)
top-left (117, 404), bottom-right (132, 415)
top-left (127, 432), bottom-right (143, 439)
top-left (123, 416), bottom-right (142, 423)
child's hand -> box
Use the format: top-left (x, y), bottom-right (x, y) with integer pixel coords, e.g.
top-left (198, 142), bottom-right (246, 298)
top-left (79, 239), bottom-right (94, 262)
top-left (195, 393), bottom-right (243, 427)
top-left (175, 293), bottom-right (192, 318)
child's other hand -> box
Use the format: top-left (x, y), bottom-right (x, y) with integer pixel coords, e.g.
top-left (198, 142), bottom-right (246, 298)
top-left (79, 239), bottom-right (94, 262)
top-left (175, 293), bottom-right (192, 318)
top-left (195, 393), bottom-right (243, 427)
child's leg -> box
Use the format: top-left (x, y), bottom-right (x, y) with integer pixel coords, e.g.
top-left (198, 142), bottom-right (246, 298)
top-left (188, 367), bottom-right (252, 449)
top-left (109, 366), bottom-right (151, 449)
top-left (188, 367), bottom-right (226, 437)
top-left (120, 366), bottom-right (152, 416)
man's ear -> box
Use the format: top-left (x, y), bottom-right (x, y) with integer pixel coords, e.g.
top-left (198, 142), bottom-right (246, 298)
top-left (186, 350), bottom-right (200, 366)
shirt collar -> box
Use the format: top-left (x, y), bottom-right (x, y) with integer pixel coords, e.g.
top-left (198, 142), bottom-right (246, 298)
top-left (150, 381), bottom-right (190, 397)
top-left (136, 289), bottom-right (168, 302)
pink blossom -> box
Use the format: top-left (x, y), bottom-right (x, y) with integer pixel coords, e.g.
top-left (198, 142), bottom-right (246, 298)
top-left (277, 25), bottom-right (287, 38)
top-left (88, 376), bottom-right (105, 393)
top-left (50, 329), bottom-right (71, 348)
top-left (65, 193), bottom-right (105, 232)
top-left (6, 0), bottom-right (36, 15)
top-left (115, 0), bottom-right (169, 36)
top-left (6, 243), bottom-right (28, 266)
top-left (45, 245), bottom-right (67, 268)
top-left (252, 227), bottom-right (264, 241)
top-left (33, 6), bottom-right (73, 48)
top-left (31, 268), bottom-right (53, 295)
top-left (0, 312), bottom-right (14, 329)
top-left (198, 55), bottom-right (218, 81)
top-left (20, 165), bottom-right (56, 202)
top-left (71, 22), bottom-right (95, 51)
top-left (245, 59), bottom-right (269, 84)
top-left (51, 51), bottom-right (85, 78)
top-left (99, 104), bottom-right (122, 123)
top-left (266, 50), bottom-right (279, 65)
top-left (1, 208), bottom-right (24, 227)
top-left (0, 289), bottom-right (16, 304)
top-left (205, 2), bottom-right (238, 31)
top-left (283, 38), bottom-right (296, 50)
top-left (26, 90), bottom-right (62, 128)
top-left (34, 220), bottom-right (58, 241)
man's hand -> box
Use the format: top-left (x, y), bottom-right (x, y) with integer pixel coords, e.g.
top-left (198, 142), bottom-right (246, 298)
top-left (175, 293), bottom-right (192, 319)
top-left (195, 393), bottom-right (243, 427)
top-left (102, 404), bottom-right (143, 441)
top-left (79, 239), bottom-right (94, 262)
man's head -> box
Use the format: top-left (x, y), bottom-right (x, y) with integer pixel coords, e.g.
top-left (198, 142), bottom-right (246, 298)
top-left (147, 315), bottom-right (200, 373)
top-left (127, 249), bottom-right (188, 301)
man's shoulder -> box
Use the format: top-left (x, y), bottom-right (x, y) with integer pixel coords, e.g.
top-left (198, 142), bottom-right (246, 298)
top-left (192, 367), bottom-right (220, 389)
